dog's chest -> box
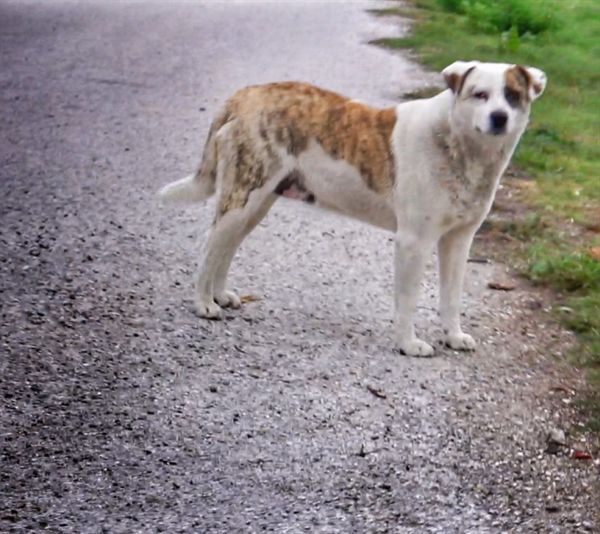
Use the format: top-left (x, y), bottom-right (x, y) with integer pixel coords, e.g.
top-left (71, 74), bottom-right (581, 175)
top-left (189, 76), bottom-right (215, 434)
top-left (431, 141), bottom-right (504, 223)
top-left (442, 161), bottom-right (498, 205)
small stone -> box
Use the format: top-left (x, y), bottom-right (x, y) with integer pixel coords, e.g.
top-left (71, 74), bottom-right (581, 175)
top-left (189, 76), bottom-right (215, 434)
top-left (546, 428), bottom-right (567, 454)
top-left (127, 317), bottom-right (145, 327)
top-left (547, 428), bottom-right (567, 446)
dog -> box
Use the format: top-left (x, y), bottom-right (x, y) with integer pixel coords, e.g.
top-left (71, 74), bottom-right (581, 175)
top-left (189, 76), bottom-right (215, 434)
top-left (159, 61), bottom-right (546, 356)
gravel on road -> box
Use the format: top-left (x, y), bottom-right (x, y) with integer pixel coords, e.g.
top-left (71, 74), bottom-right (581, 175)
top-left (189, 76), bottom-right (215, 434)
top-left (1, 1), bottom-right (597, 532)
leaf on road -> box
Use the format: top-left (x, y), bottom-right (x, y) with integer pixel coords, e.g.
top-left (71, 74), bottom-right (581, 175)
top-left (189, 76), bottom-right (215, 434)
top-left (487, 280), bottom-right (517, 291)
top-left (240, 294), bottom-right (261, 303)
top-left (366, 384), bottom-right (387, 399)
top-left (571, 449), bottom-right (593, 460)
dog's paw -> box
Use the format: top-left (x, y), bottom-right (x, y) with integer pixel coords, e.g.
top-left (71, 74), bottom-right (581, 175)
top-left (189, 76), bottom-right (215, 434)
top-left (196, 299), bottom-right (224, 320)
top-left (215, 290), bottom-right (241, 309)
top-left (444, 332), bottom-right (476, 351)
top-left (397, 338), bottom-right (435, 357)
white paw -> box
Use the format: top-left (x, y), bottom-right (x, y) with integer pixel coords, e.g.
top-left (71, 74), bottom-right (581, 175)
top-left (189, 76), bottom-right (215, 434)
top-left (196, 299), bottom-right (224, 320)
top-left (444, 332), bottom-right (476, 351)
top-left (397, 338), bottom-right (435, 357)
top-left (215, 290), bottom-right (241, 309)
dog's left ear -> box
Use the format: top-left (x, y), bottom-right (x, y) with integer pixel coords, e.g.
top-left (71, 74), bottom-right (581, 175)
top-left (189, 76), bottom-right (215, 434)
top-left (442, 61), bottom-right (479, 94)
top-left (518, 65), bottom-right (547, 100)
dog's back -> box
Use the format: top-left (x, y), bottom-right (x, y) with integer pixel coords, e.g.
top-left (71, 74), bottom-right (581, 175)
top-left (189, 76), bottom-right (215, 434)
top-left (160, 82), bottom-right (397, 216)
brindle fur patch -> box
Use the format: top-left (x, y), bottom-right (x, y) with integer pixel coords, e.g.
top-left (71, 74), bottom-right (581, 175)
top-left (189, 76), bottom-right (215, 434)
top-left (445, 66), bottom-right (476, 95)
top-left (504, 66), bottom-right (531, 108)
top-left (444, 72), bottom-right (460, 94)
top-left (217, 124), bottom-right (273, 217)
top-left (457, 66), bottom-right (476, 96)
top-left (222, 82), bottom-right (397, 195)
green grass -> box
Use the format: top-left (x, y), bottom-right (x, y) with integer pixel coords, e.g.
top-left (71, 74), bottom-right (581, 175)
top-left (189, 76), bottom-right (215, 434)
top-left (436, 0), bottom-right (559, 35)
top-left (373, 0), bottom-right (600, 429)
top-left (528, 243), bottom-right (600, 430)
top-left (375, 0), bottom-right (600, 222)
top-left (529, 247), bottom-right (600, 294)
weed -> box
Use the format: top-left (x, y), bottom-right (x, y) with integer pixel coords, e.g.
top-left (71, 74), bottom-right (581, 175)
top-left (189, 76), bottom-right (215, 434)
top-left (435, 0), bottom-right (464, 13)
top-left (501, 213), bottom-right (547, 242)
top-left (434, 0), bottom-right (559, 35)
top-left (528, 247), bottom-right (600, 293)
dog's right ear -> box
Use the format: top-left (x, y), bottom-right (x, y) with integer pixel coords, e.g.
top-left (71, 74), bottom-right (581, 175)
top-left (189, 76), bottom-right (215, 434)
top-left (442, 61), bottom-right (478, 94)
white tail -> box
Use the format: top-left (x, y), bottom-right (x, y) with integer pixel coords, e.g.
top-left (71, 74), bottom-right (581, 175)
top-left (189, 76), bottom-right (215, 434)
top-left (159, 105), bottom-right (230, 206)
top-left (158, 174), bottom-right (214, 205)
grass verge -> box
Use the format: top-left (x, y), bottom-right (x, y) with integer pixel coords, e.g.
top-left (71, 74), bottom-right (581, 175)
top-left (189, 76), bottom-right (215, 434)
top-left (372, 0), bottom-right (600, 430)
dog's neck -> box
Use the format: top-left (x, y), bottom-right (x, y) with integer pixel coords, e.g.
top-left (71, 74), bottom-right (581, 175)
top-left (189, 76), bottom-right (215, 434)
top-left (434, 116), bottom-right (521, 188)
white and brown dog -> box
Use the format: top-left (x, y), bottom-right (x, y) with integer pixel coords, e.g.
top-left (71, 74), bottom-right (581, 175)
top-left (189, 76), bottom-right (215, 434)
top-left (159, 61), bottom-right (546, 356)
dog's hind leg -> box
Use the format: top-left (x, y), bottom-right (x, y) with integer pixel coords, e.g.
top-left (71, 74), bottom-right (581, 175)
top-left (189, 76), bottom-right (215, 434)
top-left (212, 193), bottom-right (277, 309)
top-left (195, 124), bottom-right (279, 319)
top-left (195, 192), bottom-right (276, 318)
top-left (195, 214), bottom-right (240, 320)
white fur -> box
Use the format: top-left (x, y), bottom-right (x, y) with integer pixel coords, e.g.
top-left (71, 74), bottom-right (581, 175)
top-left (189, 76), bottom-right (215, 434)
top-left (384, 62), bottom-right (542, 354)
top-left (158, 174), bottom-right (213, 204)
top-left (299, 141), bottom-right (397, 231)
top-left (159, 62), bottom-right (545, 356)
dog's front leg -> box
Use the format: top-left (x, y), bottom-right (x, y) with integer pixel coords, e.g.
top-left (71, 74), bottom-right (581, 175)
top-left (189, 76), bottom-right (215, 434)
top-left (394, 231), bottom-right (434, 356)
top-left (437, 224), bottom-right (478, 350)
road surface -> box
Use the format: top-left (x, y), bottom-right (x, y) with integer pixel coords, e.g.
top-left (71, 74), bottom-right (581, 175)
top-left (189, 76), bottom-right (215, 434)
top-left (0, 1), bottom-right (597, 532)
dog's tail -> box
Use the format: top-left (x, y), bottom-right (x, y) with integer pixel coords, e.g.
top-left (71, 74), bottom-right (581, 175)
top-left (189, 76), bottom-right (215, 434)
top-left (158, 106), bottom-right (231, 205)
top-left (157, 173), bottom-right (213, 205)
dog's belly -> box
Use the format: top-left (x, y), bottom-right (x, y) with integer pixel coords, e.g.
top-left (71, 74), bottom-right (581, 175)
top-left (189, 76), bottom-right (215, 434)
top-left (294, 143), bottom-right (397, 231)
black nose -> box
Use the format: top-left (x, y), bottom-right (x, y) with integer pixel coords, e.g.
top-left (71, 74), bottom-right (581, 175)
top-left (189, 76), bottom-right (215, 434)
top-left (490, 110), bottom-right (508, 131)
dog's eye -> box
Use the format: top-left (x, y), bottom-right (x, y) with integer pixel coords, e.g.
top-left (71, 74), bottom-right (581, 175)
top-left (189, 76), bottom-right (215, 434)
top-left (504, 87), bottom-right (521, 106)
top-left (473, 91), bottom-right (489, 101)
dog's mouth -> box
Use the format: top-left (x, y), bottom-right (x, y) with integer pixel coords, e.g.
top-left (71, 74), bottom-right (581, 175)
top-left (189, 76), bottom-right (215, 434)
top-left (489, 126), bottom-right (507, 136)
top-left (475, 126), bottom-right (507, 136)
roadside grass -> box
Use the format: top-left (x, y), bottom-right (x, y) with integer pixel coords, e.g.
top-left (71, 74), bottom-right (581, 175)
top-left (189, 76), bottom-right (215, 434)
top-left (372, 0), bottom-right (600, 429)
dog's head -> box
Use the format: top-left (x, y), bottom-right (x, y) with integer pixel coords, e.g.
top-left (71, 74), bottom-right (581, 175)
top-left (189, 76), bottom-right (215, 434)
top-left (442, 61), bottom-right (546, 138)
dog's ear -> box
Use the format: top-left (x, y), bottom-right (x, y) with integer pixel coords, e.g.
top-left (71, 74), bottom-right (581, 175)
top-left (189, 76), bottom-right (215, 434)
top-left (442, 61), bottom-right (479, 94)
top-left (517, 65), bottom-right (547, 100)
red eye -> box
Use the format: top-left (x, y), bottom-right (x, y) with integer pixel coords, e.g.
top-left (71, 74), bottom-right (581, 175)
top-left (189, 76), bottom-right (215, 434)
top-left (473, 91), bottom-right (488, 100)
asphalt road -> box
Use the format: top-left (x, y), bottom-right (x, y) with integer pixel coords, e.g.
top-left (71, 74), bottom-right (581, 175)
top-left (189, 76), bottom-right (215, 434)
top-left (0, 1), bottom-right (597, 533)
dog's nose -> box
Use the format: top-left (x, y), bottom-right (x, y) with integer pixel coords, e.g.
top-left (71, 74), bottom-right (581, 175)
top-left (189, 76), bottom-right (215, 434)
top-left (490, 110), bottom-right (508, 131)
